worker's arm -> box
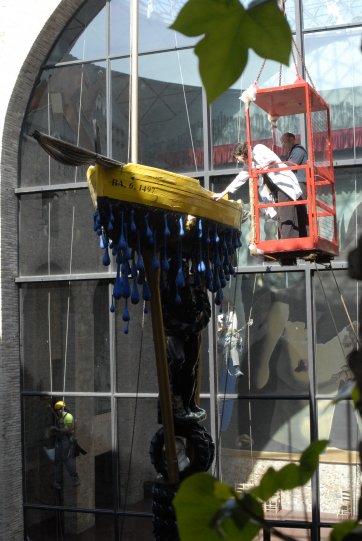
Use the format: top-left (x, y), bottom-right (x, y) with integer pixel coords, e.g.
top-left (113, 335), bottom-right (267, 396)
top-left (212, 170), bottom-right (249, 200)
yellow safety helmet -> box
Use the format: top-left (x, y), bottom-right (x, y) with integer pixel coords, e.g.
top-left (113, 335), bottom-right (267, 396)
top-left (54, 400), bottom-right (66, 410)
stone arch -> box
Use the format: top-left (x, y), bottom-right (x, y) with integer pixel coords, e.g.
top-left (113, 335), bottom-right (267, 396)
top-left (0, 2), bottom-right (88, 539)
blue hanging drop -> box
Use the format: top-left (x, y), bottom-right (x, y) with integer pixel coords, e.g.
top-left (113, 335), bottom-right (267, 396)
top-left (122, 300), bottom-right (130, 322)
top-left (198, 219), bottom-right (203, 239)
top-left (131, 259), bottom-right (140, 304)
top-left (130, 209), bottom-right (137, 232)
top-left (163, 213), bottom-right (170, 237)
top-left (178, 216), bottom-right (185, 237)
top-left (145, 213), bottom-right (153, 243)
top-left (102, 246), bottom-right (111, 266)
top-left (119, 212), bottom-right (127, 250)
top-left (152, 232), bottom-right (159, 269)
top-left (113, 275), bottom-right (122, 299)
top-left (108, 205), bottom-right (114, 232)
top-left (142, 280), bottom-right (151, 301)
top-left (110, 297), bottom-right (115, 313)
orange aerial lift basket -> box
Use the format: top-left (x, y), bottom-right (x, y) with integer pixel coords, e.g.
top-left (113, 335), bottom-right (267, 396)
top-left (245, 77), bottom-right (338, 264)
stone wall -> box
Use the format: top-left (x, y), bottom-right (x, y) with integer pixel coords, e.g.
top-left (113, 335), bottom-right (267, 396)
top-left (0, 2), bottom-right (84, 539)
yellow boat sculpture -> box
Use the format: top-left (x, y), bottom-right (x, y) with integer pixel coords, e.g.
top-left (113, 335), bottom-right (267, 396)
top-left (86, 162), bottom-right (242, 230)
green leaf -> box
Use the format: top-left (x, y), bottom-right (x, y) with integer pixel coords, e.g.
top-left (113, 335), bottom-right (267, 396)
top-left (253, 440), bottom-right (328, 501)
top-left (170, 0), bottom-right (292, 102)
top-left (245, 0), bottom-right (292, 65)
top-left (330, 520), bottom-right (360, 541)
top-left (299, 439), bottom-right (328, 476)
top-left (170, 0), bottom-right (244, 37)
top-left (174, 473), bottom-right (235, 541)
top-left (351, 383), bottom-right (360, 408)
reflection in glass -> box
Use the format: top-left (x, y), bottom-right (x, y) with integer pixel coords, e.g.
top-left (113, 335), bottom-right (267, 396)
top-left (220, 398), bottom-right (312, 519)
top-left (19, 191), bottom-right (106, 276)
top-left (110, 0), bottom-right (130, 57)
top-left (115, 304), bottom-right (157, 393)
top-left (25, 509), bottom-right (116, 540)
top-left (138, 49), bottom-right (203, 171)
top-left (46, 0), bottom-right (107, 64)
top-left (117, 398), bottom-right (159, 513)
top-left (304, 28), bottom-right (362, 161)
top-left (334, 167), bottom-right (362, 261)
top-left (302, 0), bottom-right (362, 30)
top-left (23, 396), bottom-right (114, 510)
top-left (314, 269), bottom-right (358, 397)
top-left (211, 50), bottom-right (299, 170)
top-left (111, 59), bottom-right (130, 163)
top-left (138, 0), bottom-right (197, 53)
top-left (21, 63), bottom-right (107, 187)
top-left (22, 282), bottom-right (110, 393)
top-left (118, 516), bottom-right (154, 540)
top-left (318, 416), bottom-right (360, 523)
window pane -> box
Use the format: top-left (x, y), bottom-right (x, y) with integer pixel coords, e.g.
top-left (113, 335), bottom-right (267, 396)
top-left (110, 0), bottom-right (131, 56)
top-left (335, 167), bottom-right (362, 261)
top-left (23, 396), bottom-right (114, 509)
top-left (21, 63), bottom-right (107, 187)
top-left (111, 58), bottom-right (130, 163)
top-left (318, 417), bottom-right (360, 522)
top-left (22, 282), bottom-right (110, 393)
top-left (115, 304), bottom-right (158, 393)
top-left (302, 0), bottom-right (362, 30)
top-left (138, 49), bottom-right (203, 172)
top-left (47, 0), bottom-right (107, 64)
top-left (221, 398), bottom-right (312, 516)
top-left (314, 269), bottom-right (358, 395)
top-left (25, 509), bottom-right (117, 540)
top-left (19, 190), bottom-right (106, 276)
top-left (211, 51), bottom-right (298, 170)
top-left (138, 0), bottom-right (197, 54)
top-left (238, 272), bottom-right (308, 398)
top-left (304, 28), bottom-right (362, 161)
top-left (118, 516), bottom-right (154, 540)
top-left (117, 398), bottom-right (159, 512)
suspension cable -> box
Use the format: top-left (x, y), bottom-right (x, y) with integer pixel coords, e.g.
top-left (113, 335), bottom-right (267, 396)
top-left (315, 265), bottom-right (359, 355)
top-left (171, 0), bottom-right (198, 172)
top-left (119, 304), bottom-right (146, 539)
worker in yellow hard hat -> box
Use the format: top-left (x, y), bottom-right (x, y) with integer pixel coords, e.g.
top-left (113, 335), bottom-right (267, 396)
top-left (50, 400), bottom-right (80, 490)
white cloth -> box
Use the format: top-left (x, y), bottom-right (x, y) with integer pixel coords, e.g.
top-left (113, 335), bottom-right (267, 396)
top-left (225, 169), bottom-right (277, 220)
top-left (252, 144), bottom-right (302, 201)
top-left (225, 144), bottom-right (302, 217)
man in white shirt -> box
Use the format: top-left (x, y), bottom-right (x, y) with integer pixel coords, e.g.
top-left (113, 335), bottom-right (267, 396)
top-left (213, 142), bottom-right (307, 239)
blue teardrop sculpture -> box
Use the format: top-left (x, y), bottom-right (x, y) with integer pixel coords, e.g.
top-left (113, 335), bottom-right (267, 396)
top-left (179, 217), bottom-right (185, 237)
top-left (176, 267), bottom-right (185, 289)
top-left (163, 214), bottom-right (170, 237)
top-left (198, 219), bottom-right (203, 239)
top-left (142, 280), bottom-right (151, 301)
top-left (102, 248), bottom-right (111, 266)
top-left (122, 303), bottom-right (130, 322)
top-left (113, 275), bottom-right (122, 299)
top-left (130, 209), bottom-right (137, 232)
top-left (131, 281), bottom-right (140, 304)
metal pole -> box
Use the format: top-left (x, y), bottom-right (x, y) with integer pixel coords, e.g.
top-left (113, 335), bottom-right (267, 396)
top-left (144, 252), bottom-right (179, 484)
top-left (130, 0), bottom-right (139, 163)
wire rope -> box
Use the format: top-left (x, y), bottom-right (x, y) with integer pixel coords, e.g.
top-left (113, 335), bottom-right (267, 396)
top-left (119, 304), bottom-right (146, 541)
top-left (171, 0), bottom-right (198, 171)
top-left (315, 264), bottom-right (359, 352)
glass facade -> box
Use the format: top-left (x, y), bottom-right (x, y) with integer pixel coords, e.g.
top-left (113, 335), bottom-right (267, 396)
top-left (18, 0), bottom-right (362, 539)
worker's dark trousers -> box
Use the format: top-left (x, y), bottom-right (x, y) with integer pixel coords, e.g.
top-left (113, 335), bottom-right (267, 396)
top-left (277, 190), bottom-right (308, 239)
top-left (55, 436), bottom-right (78, 484)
